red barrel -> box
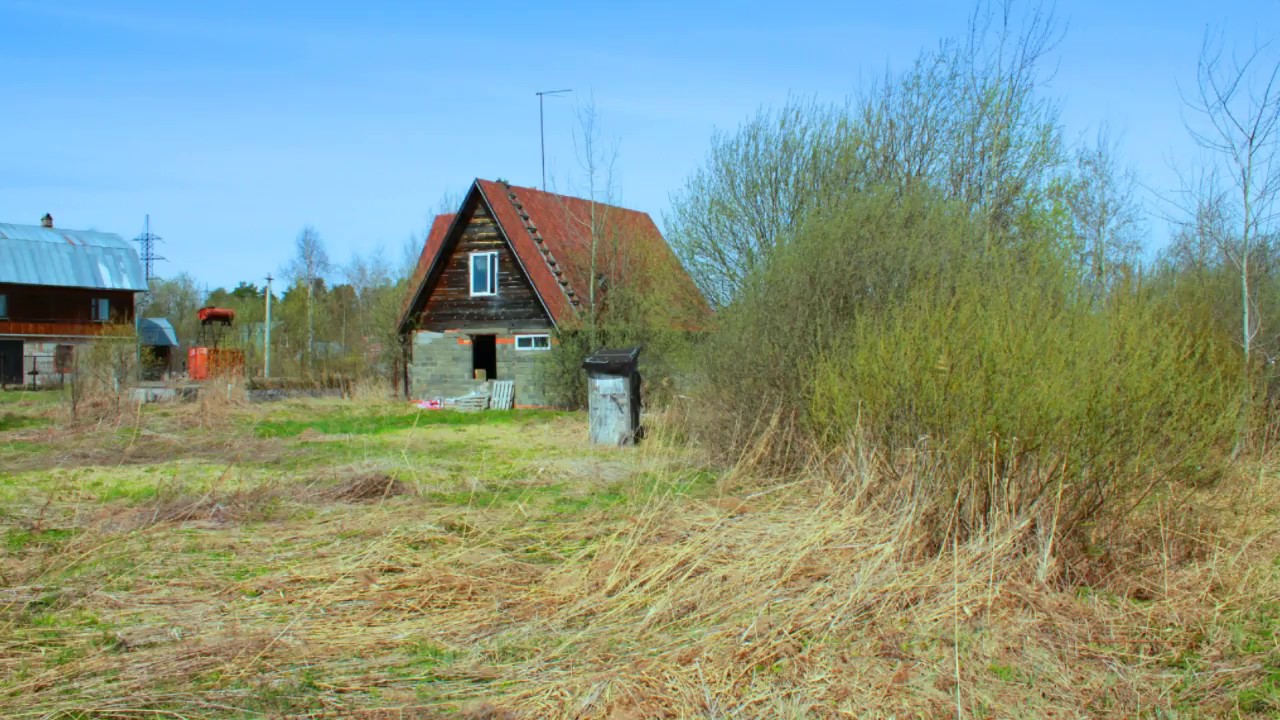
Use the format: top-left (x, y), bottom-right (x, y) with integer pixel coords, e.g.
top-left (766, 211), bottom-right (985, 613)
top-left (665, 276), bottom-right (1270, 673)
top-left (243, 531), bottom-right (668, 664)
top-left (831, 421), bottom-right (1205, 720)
top-left (188, 347), bottom-right (209, 380)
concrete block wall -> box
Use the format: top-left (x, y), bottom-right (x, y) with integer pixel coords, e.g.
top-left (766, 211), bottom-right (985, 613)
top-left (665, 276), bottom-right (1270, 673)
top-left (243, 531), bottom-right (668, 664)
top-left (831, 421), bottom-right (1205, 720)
top-left (411, 330), bottom-right (553, 407)
top-left (504, 341), bottom-right (550, 407)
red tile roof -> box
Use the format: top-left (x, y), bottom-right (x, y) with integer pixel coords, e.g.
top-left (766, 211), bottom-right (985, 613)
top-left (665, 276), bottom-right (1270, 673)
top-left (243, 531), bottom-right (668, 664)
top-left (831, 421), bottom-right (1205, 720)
top-left (399, 179), bottom-right (709, 333)
top-left (398, 213), bottom-right (455, 327)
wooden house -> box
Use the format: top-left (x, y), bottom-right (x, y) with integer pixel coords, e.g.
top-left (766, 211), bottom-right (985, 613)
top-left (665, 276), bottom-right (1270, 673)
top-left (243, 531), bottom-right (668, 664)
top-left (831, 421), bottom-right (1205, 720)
top-left (0, 216), bottom-right (147, 386)
top-left (397, 179), bottom-right (707, 406)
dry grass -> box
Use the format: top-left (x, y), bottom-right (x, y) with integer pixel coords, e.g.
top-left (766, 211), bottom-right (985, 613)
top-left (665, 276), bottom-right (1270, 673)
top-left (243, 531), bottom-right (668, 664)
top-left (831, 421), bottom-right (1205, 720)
top-left (0, 396), bottom-right (1277, 718)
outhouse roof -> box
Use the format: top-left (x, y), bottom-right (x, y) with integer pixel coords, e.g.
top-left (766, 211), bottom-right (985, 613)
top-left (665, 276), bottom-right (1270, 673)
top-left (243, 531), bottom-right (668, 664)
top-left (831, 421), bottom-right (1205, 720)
top-left (139, 318), bottom-right (179, 347)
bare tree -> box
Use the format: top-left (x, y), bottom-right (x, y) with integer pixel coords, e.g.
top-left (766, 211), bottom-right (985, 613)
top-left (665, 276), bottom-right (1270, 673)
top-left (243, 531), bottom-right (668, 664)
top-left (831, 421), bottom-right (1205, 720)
top-left (571, 95), bottom-right (619, 320)
top-left (1183, 31), bottom-right (1280, 369)
top-left (1065, 128), bottom-right (1143, 299)
top-left (666, 1), bottom-right (1064, 306)
top-left (666, 100), bottom-right (861, 307)
top-left (946, 0), bottom-right (1063, 228)
top-left (434, 189), bottom-right (464, 217)
top-left (399, 191), bottom-right (467, 283)
top-left (285, 226), bottom-right (331, 371)
top-left (400, 232), bottom-right (424, 282)
top-left (346, 246), bottom-right (393, 330)
top-left (144, 273), bottom-right (202, 347)
top-left (345, 246), bottom-right (407, 385)
top-left (1162, 180), bottom-right (1231, 281)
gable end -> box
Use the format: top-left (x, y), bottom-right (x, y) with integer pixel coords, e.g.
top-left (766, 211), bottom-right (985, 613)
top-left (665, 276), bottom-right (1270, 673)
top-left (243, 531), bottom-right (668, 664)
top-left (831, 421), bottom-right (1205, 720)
top-left (402, 187), bottom-right (554, 333)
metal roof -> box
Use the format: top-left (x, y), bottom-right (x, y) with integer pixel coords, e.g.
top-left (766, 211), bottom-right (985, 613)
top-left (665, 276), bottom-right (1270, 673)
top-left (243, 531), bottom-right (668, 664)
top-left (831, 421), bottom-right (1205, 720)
top-left (139, 318), bottom-right (179, 347)
top-left (0, 222), bottom-right (147, 291)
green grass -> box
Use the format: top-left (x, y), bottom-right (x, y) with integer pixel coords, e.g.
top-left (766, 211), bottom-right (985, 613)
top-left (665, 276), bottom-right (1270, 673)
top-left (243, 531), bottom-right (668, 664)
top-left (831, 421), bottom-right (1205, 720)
top-left (1223, 599), bottom-right (1280, 713)
top-left (0, 411), bottom-right (51, 431)
top-left (0, 389), bottom-right (61, 432)
top-left (5, 526), bottom-right (77, 551)
top-left (252, 407), bottom-right (568, 438)
top-left (397, 641), bottom-right (459, 677)
top-left (0, 388), bottom-right (61, 405)
top-left (0, 442), bottom-right (47, 465)
top-left (1236, 666), bottom-right (1280, 714)
top-left (0, 462), bottom-right (247, 505)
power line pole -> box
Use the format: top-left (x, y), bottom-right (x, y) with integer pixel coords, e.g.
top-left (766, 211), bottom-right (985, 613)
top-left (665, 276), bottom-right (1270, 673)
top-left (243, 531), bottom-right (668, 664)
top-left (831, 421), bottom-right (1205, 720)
top-left (133, 215), bottom-right (165, 375)
top-left (134, 214), bottom-right (165, 283)
top-left (264, 274), bottom-right (273, 379)
top-left (536, 88), bottom-right (572, 190)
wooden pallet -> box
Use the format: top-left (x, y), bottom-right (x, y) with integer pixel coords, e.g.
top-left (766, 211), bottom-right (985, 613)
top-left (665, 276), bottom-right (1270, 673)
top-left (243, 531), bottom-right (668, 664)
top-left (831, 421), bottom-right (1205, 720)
top-left (490, 380), bottom-right (514, 410)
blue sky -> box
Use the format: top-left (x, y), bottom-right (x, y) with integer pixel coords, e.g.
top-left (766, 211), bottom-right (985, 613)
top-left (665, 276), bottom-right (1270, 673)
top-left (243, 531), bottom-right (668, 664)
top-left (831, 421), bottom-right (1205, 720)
top-left (0, 0), bottom-right (1275, 290)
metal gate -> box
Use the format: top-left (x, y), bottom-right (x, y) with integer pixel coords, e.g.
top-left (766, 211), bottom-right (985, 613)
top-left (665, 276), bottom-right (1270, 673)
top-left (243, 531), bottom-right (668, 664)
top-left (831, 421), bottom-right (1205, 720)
top-left (23, 354), bottom-right (62, 388)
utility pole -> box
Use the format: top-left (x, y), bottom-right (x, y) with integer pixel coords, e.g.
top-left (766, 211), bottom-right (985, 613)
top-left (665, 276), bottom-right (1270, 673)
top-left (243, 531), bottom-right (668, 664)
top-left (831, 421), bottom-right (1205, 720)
top-left (133, 215), bottom-right (164, 376)
top-left (264, 274), bottom-right (272, 379)
top-left (536, 88), bottom-right (572, 190)
top-left (134, 214), bottom-right (165, 283)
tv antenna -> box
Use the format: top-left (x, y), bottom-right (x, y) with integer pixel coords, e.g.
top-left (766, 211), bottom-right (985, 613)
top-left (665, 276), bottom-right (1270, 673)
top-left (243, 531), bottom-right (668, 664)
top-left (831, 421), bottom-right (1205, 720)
top-left (536, 88), bottom-right (572, 190)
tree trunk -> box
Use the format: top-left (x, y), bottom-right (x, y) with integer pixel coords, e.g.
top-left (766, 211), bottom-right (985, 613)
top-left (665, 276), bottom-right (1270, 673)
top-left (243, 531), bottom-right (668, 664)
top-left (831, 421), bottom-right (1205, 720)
top-left (307, 281), bottom-right (315, 373)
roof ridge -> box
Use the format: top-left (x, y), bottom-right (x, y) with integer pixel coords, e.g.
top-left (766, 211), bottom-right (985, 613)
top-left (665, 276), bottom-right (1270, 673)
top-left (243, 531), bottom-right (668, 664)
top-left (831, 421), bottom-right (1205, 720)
top-left (0, 223), bottom-right (131, 248)
top-left (500, 182), bottom-right (582, 311)
top-left (481, 180), bottom-right (652, 219)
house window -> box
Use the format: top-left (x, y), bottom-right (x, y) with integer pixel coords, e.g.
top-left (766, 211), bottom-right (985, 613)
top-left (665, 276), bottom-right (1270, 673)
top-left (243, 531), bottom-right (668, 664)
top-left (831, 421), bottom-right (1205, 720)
top-left (90, 298), bottom-right (110, 322)
top-left (515, 334), bottom-right (551, 351)
top-left (0, 294), bottom-right (7, 319)
top-left (469, 251), bottom-right (499, 296)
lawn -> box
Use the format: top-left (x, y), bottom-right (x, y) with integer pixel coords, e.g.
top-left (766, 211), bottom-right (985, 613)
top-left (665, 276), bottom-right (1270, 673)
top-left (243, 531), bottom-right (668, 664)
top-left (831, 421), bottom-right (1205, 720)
top-left (0, 390), bottom-right (1277, 718)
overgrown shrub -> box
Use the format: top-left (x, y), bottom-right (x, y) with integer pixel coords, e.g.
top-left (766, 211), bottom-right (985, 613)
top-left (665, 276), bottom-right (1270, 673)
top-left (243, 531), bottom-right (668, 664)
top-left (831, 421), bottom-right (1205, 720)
top-left (695, 189), bottom-right (976, 432)
top-left (66, 333), bottom-right (148, 420)
top-left (541, 318), bottom-right (698, 410)
top-left (540, 238), bottom-right (707, 409)
top-left (693, 188), bottom-right (1243, 545)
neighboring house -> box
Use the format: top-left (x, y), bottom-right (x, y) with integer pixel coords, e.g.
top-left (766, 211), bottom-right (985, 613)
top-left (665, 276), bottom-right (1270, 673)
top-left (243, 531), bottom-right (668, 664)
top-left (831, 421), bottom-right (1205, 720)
top-left (0, 215), bottom-right (147, 385)
top-left (398, 178), bottom-right (707, 406)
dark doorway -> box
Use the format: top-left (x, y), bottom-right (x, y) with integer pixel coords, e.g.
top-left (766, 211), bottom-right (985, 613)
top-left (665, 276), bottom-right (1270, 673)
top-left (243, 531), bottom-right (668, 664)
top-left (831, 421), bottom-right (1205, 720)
top-left (0, 341), bottom-right (21, 386)
top-left (142, 346), bottom-right (172, 380)
top-left (472, 335), bottom-right (497, 380)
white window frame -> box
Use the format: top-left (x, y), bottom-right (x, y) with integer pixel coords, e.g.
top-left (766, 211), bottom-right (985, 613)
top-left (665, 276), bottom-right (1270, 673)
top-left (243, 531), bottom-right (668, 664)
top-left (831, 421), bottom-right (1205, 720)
top-left (514, 333), bottom-right (551, 351)
top-left (90, 297), bottom-right (110, 322)
top-left (469, 251), bottom-right (499, 297)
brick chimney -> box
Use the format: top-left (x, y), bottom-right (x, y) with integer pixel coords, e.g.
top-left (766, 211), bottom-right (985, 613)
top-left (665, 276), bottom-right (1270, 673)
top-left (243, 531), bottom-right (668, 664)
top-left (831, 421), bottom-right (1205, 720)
top-left (40, 213), bottom-right (53, 228)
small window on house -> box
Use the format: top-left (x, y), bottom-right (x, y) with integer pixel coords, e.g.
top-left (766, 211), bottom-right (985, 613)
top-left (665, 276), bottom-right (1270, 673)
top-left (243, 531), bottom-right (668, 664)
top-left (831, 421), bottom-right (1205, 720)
top-left (0, 294), bottom-right (7, 319)
top-left (469, 251), bottom-right (499, 296)
top-left (90, 298), bottom-right (110, 322)
top-left (515, 334), bottom-right (551, 351)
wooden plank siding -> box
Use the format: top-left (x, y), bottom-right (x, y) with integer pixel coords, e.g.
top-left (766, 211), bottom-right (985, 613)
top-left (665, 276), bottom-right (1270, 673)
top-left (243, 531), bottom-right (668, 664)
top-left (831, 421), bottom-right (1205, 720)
top-left (0, 320), bottom-right (134, 339)
top-left (0, 284), bottom-right (135, 324)
top-left (415, 200), bottom-right (552, 332)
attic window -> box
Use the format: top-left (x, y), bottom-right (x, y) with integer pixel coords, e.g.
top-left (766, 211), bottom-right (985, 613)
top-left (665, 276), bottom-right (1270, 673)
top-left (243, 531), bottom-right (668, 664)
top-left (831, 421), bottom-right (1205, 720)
top-left (470, 251), bottom-right (498, 297)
